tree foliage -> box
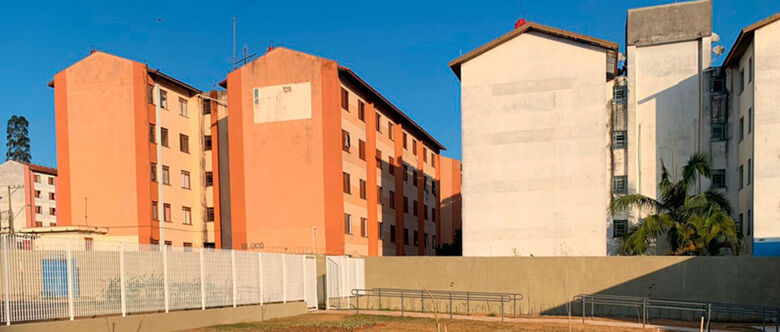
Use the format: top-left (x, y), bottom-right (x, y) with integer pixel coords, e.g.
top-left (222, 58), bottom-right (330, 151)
top-left (610, 152), bottom-right (740, 256)
top-left (6, 115), bottom-right (31, 162)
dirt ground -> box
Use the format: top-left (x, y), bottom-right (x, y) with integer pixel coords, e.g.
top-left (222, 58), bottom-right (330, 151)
top-left (184, 313), bottom-right (661, 331)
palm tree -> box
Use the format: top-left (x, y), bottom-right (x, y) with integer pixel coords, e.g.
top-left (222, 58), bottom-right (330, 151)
top-left (610, 152), bottom-right (740, 256)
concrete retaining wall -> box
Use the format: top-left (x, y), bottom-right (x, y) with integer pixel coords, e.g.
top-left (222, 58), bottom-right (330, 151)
top-left (0, 302), bottom-right (306, 332)
top-left (364, 256), bottom-right (780, 316)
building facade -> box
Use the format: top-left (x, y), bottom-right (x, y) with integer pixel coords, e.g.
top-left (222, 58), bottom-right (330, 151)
top-left (49, 51), bottom-right (224, 248)
top-left (221, 47), bottom-right (446, 256)
top-left (439, 156), bottom-right (462, 247)
top-left (0, 161), bottom-right (58, 231)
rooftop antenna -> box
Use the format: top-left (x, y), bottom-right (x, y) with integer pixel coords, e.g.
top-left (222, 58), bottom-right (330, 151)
top-left (232, 16), bottom-right (236, 70)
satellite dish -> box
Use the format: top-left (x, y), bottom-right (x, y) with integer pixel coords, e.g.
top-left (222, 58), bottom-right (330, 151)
top-left (711, 32), bottom-right (720, 43)
top-left (713, 45), bottom-right (726, 56)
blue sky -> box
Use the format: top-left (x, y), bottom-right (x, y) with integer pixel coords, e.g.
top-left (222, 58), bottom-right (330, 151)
top-left (1, 0), bottom-right (778, 167)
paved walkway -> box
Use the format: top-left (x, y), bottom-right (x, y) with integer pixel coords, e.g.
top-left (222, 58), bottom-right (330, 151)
top-left (318, 309), bottom-right (743, 332)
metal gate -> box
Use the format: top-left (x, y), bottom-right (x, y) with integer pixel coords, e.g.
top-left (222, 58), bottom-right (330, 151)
top-left (304, 256), bottom-right (317, 309)
top-left (325, 256), bottom-right (364, 309)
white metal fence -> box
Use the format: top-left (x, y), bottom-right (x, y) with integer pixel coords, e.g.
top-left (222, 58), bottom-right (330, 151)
top-left (325, 256), bottom-right (364, 309)
top-left (0, 234), bottom-right (317, 325)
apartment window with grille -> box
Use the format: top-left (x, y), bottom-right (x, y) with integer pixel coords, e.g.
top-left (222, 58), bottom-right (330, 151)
top-left (360, 179), bottom-right (367, 199)
top-left (389, 157), bottom-right (395, 174)
top-left (376, 114), bottom-right (381, 132)
top-left (389, 191), bottom-right (395, 208)
top-left (162, 166), bottom-right (170, 185)
top-left (748, 159), bottom-right (752, 185)
top-left (163, 203), bottom-right (171, 222)
top-left (180, 134), bottom-right (189, 153)
top-left (376, 150), bottom-right (382, 169)
top-left (181, 170), bottom-right (191, 189)
top-left (390, 225), bottom-right (396, 242)
top-left (613, 219), bottom-right (628, 238)
top-left (413, 200), bottom-right (418, 216)
top-left (344, 214), bottom-right (352, 234)
top-left (343, 172), bottom-right (351, 194)
top-left (413, 230), bottom-right (419, 246)
top-left (152, 201), bottom-right (159, 220)
top-left (182, 207), bottom-right (192, 225)
top-left (151, 163), bottom-right (157, 182)
top-left (148, 85), bottom-right (155, 104)
top-left (360, 217), bottom-right (367, 237)
top-left (358, 101), bottom-right (365, 121)
top-left (159, 89), bottom-right (168, 109)
top-left (161, 128), bottom-right (169, 147)
top-left (341, 88), bottom-right (349, 110)
top-left (388, 123), bottom-right (394, 140)
top-left (403, 133), bottom-right (408, 149)
top-left (737, 213), bottom-right (744, 235)
top-left (204, 135), bottom-right (212, 151)
top-left (738, 165), bottom-right (744, 190)
top-left (149, 124), bottom-right (156, 143)
top-left (712, 169), bottom-right (726, 188)
top-left (359, 140), bottom-right (366, 160)
top-left (612, 175), bottom-right (627, 195)
top-left (613, 131), bottom-right (627, 149)
top-left (711, 122), bottom-right (727, 142)
top-left (206, 207), bottom-right (215, 222)
top-left (613, 84), bottom-right (627, 104)
top-left (404, 228), bottom-right (409, 245)
top-left (342, 130), bottom-right (351, 152)
top-left (179, 98), bottom-right (188, 117)
top-left (202, 99), bottom-right (211, 114)
top-left (403, 196), bottom-right (409, 213)
top-left (205, 171), bottom-right (213, 186)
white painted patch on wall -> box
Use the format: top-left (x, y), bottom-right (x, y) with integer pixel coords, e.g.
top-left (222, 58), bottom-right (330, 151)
top-left (253, 82), bottom-right (312, 123)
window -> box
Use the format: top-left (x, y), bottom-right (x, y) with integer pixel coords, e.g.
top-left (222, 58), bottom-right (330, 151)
top-left (738, 165), bottom-right (744, 190)
top-left (376, 150), bottom-right (382, 169)
top-left (748, 57), bottom-right (753, 83)
top-left (412, 140), bottom-right (417, 155)
top-left (163, 203), bottom-right (171, 222)
top-left (403, 133), bottom-right (408, 149)
top-left (181, 170), bottom-right (191, 189)
top-left (376, 114), bottom-right (381, 132)
top-left (613, 131), bottom-right (627, 149)
top-left (205, 171), bottom-right (213, 186)
top-left (161, 128), bottom-right (169, 147)
top-left (162, 166), bottom-right (170, 185)
top-left (34, 174), bottom-right (40, 183)
top-left (404, 228), bottom-right (409, 245)
top-left (35, 190), bottom-right (41, 198)
top-left (613, 85), bottom-right (627, 104)
top-left (151, 163), bottom-right (157, 182)
top-left (206, 207), bottom-right (215, 221)
top-left (711, 122), bottom-right (726, 142)
top-left (342, 130), bottom-right (351, 152)
top-left (49, 192), bottom-right (55, 200)
top-left (613, 219), bottom-right (628, 238)
top-left (360, 217), bottom-right (367, 237)
top-left (403, 165), bottom-right (408, 181)
top-left (739, 69), bottom-right (745, 94)
top-left (388, 123), bottom-right (394, 140)
top-left (431, 207), bottom-right (435, 221)
top-left (431, 152), bottom-right (435, 167)
top-left (378, 222), bottom-right (383, 240)
top-left (432, 235), bottom-right (436, 248)
top-left (35, 221), bottom-right (42, 227)
top-left (202, 99), bottom-right (211, 114)
top-left (179, 98), bottom-right (188, 117)
top-left (148, 85), bottom-right (155, 104)
top-left (182, 207), bottom-right (192, 225)
top-left (359, 179), bottom-right (367, 199)
top-left (389, 191), bottom-right (395, 208)
top-left (423, 178), bottom-right (429, 194)
top-left (424, 233), bottom-right (428, 248)
top-left (152, 201), bottom-right (159, 220)
top-left (737, 213), bottom-right (744, 235)
top-left (49, 207), bottom-right (56, 216)
top-left (748, 108), bottom-right (753, 134)
top-left (403, 196), bottom-right (409, 213)
top-left (35, 206), bottom-right (42, 214)
top-left (748, 209), bottom-right (752, 235)
top-left (359, 140), bottom-right (366, 160)
top-left (378, 185), bottom-right (382, 201)
top-left (341, 88), bottom-right (349, 110)
top-left (390, 225), bottom-right (396, 242)
top-left (343, 172), bottom-right (351, 194)
top-left (389, 157), bottom-right (395, 174)
top-left (48, 177), bottom-right (54, 185)
top-left (204, 135), bottom-right (212, 151)
top-left (739, 117), bottom-right (744, 142)
top-left (424, 204), bottom-right (428, 219)
top-left (432, 181), bottom-right (437, 196)
top-left (344, 214), bottom-right (352, 234)
top-left (180, 134), bottom-right (189, 153)
top-left (612, 176), bottom-right (627, 195)
top-left (748, 159), bottom-right (752, 185)
top-left (412, 171), bottom-right (418, 187)
top-left (358, 101), bottom-right (365, 121)
top-left (414, 230), bottom-right (419, 246)
top-left (423, 148), bottom-right (427, 162)
top-left (149, 124), bottom-right (156, 143)
top-left (183, 242), bottom-right (193, 251)
top-left (159, 89), bottom-right (168, 109)
top-left (413, 200), bottom-right (418, 216)
top-left (712, 169), bottom-right (726, 188)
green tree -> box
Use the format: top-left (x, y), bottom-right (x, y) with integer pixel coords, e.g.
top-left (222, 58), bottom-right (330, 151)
top-left (6, 115), bottom-right (31, 162)
top-left (610, 153), bottom-right (740, 256)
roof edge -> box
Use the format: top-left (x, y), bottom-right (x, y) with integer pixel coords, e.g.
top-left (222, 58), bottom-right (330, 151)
top-left (723, 12), bottom-right (780, 67)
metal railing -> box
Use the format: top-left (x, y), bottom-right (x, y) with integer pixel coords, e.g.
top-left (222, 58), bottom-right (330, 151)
top-left (350, 288), bottom-right (522, 321)
top-left (569, 294), bottom-right (780, 332)
top-left (0, 234), bottom-right (317, 325)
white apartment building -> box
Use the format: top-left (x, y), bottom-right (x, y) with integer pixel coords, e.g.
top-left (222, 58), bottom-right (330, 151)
top-left (0, 160), bottom-right (58, 231)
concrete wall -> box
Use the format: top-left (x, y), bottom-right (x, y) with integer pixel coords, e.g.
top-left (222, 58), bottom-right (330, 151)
top-left (0, 302), bottom-right (306, 332)
top-left (364, 256), bottom-right (780, 316)
top-left (460, 31), bottom-right (610, 257)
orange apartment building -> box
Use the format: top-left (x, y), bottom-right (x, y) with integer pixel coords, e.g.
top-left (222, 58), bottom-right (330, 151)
top-left (49, 51), bottom-right (226, 248)
top-left (438, 156), bottom-right (462, 246)
top-left (221, 47), bottom-right (448, 256)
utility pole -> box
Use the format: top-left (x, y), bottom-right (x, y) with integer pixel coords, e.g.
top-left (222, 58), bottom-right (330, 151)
top-left (5, 185), bottom-right (24, 235)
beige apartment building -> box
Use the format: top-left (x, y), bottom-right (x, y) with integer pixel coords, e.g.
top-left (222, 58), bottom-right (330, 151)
top-left (0, 161), bottom-right (58, 231)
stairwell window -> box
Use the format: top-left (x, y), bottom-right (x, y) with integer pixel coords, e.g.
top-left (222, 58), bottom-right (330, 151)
top-left (612, 176), bottom-right (627, 195)
top-left (152, 202), bottom-right (159, 221)
top-left (148, 85), bottom-right (155, 104)
top-left (613, 220), bottom-right (628, 238)
top-left (159, 89), bottom-right (168, 109)
top-left (205, 171), bottom-right (213, 186)
top-left (149, 124), bottom-right (156, 143)
top-left (204, 135), bottom-right (212, 151)
top-left (202, 99), bottom-right (211, 114)
top-left (151, 163), bottom-right (157, 182)
top-left (712, 169), bottom-right (726, 188)
top-left (206, 207), bottom-right (215, 222)
top-left (613, 131), bottom-right (627, 149)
